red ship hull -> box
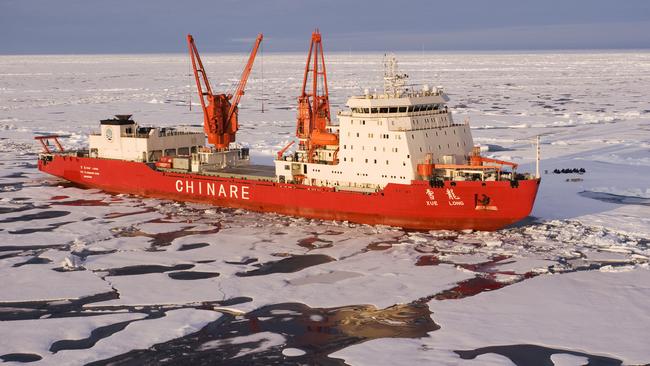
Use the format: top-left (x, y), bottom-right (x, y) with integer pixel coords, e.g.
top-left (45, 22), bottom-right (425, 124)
top-left (38, 155), bottom-right (540, 231)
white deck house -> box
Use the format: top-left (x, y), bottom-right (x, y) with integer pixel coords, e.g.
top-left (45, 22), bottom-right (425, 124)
top-left (89, 115), bottom-right (204, 162)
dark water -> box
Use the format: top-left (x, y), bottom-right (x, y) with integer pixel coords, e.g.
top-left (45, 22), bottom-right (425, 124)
top-left (0, 353), bottom-right (42, 363)
top-left (177, 242), bottom-right (210, 251)
top-left (579, 191), bottom-right (650, 206)
top-left (167, 271), bottom-right (220, 280)
top-left (105, 264), bottom-right (195, 276)
top-left (0, 210), bottom-right (70, 223)
top-left (235, 254), bottom-right (336, 277)
top-left (456, 344), bottom-right (624, 366)
top-left (86, 302), bottom-right (437, 366)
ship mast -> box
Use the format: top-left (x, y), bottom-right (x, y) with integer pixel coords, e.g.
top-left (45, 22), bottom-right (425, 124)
top-left (187, 33), bottom-right (263, 149)
top-left (383, 54), bottom-right (408, 97)
top-left (296, 30), bottom-right (338, 162)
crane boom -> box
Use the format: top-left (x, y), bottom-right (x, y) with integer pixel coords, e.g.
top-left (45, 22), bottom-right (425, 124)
top-left (227, 33), bottom-right (263, 122)
top-left (187, 33), bottom-right (263, 149)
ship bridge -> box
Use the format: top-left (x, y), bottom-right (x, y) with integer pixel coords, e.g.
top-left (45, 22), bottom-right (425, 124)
top-left (275, 56), bottom-right (476, 191)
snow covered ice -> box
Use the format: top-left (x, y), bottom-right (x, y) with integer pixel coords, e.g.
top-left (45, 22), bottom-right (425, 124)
top-left (1, 51), bottom-right (649, 365)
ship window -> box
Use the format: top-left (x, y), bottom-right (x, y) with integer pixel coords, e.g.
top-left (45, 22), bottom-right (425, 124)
top-left (389, 107), bottom-right (397, 113)
top-left (408, 106), bottom-right (414, 112)
top-left (284, 165), bottom-right (290, 170)
top-left (364, 108), bottom-right (370, 113)
top-left (356, 133), bottom-right (359, 137)
top-left (438, 145), bottom-right (441, 149)
top-left (343, 145), bottom-right (346, 149)
top-left (344, 157), bottom-right (346, 161)
top-left (374, 159), bottom-right (377, 164)
top-left (303, 165), bottom-right (307, 174)
top-left (411, 134), bottom-right (414, 139)
top-left (371, 108), bottom-right (379, 113)
top-left (407, 154), bottom-right (410, 158)
top-left (403, 162), bottom-right (406, 166)
top-left (365, 159), bottom-right (368, 163)
top-left (386, 160), bottom-right (389, 165)
top-left (399, 107), bottom-right (407, 113)
top-left (351, 157), bottom-right (354, 162)
top-left (457, 142), bottom-right (460, 147)
top-left (420, 147), bottom-right (422, 152)
top-left (378, 107), bottom-right (387, 113)
top-left (362, 120), bottom-right (366, 125)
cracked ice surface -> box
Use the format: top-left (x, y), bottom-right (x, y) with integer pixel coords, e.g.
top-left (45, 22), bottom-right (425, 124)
top-left (1, 52), bottom-right (649, 365)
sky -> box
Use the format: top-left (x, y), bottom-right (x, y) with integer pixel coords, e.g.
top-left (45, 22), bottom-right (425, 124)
top-left (1, 0), bottom-right (649, 54)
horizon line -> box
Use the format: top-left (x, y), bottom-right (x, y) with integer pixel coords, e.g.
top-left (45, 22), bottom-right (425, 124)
top-left (2, 47), bottom-right (650, 57)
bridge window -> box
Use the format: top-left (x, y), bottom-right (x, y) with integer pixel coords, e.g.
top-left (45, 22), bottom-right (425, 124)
top-left (399, 107), bottom-right (407, 113)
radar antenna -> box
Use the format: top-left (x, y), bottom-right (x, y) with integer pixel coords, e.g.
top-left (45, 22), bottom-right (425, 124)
top-left (383, 54), bottom-right (408, 97)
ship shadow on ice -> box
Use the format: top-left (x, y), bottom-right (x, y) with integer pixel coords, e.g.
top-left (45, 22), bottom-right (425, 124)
top-left (455, 344), bottom-right (623, 366)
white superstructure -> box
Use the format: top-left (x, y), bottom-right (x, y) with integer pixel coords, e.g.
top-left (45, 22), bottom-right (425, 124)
top-left (275, 56), bottom-right (474, 190)
top-left (89, 115), bottom-right (204, 162)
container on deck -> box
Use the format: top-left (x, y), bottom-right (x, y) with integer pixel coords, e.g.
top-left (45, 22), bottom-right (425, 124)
top-left (172, 157), bottom-right (190, 170)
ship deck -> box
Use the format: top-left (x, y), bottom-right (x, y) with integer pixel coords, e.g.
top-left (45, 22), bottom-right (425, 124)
top-left (202, 164), bottom-right (276, 181)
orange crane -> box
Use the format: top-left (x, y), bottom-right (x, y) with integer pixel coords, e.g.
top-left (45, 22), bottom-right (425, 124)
top-left (296, 30), bottom-right (338, 160)
top-left (187, 33), bottom-right (263, 149)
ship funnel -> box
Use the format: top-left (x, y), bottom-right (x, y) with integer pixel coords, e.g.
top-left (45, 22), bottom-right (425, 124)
top-left (115, 114), bottom-right (133, 121)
